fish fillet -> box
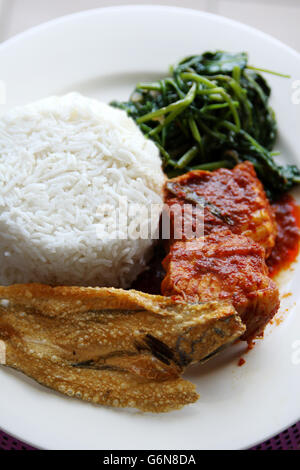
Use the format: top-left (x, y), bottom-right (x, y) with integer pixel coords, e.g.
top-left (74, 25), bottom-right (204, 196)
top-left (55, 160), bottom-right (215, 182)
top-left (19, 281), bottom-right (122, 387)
top-left (162, 231), bottom-right (279, 341)
top-left (165, 161), bottom-right (277, 257)
top-left (0, 284), bottom-right (245, 412)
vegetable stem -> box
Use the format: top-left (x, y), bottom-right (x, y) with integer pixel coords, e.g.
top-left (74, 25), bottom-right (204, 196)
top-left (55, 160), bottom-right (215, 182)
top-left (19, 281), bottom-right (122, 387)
top-left (176, 145), bottom-right (199, 169)
top-left (111, 51), bottom-right (299, 198)
top-left (247, 65), bottom-right (291, 78)
top-left (137, 82), bottom-right (197, 124)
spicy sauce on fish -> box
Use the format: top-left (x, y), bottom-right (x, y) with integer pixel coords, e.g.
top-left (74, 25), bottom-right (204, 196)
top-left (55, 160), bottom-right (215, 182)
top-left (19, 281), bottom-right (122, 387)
top-left (134, 194), bottom-right (300, 293)
top-left (267, 195), bottom-right (300, 277)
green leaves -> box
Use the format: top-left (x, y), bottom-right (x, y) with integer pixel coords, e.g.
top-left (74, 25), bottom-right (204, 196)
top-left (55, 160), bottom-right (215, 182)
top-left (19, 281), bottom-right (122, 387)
top-left (111, 51), bottom-right (299, 199)
top-left (177, 51), bottom-right (248, 75)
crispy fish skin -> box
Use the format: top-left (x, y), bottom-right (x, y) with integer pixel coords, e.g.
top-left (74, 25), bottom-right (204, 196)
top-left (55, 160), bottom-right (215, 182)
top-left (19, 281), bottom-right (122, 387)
top-left (0, 284), bottom-right (245, 412)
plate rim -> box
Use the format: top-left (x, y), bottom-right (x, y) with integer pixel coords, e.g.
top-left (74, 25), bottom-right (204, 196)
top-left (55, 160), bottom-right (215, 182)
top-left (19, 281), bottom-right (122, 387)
top-left (0, 3), bottom-right (299, 59)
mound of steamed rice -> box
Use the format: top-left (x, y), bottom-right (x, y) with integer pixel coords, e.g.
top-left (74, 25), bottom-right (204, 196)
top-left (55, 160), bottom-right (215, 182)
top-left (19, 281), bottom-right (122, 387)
top-left (0, 93), bottom-right (165, 287)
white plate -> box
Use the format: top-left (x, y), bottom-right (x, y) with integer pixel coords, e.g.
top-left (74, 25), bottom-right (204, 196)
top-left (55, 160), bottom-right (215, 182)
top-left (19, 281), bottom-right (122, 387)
top-left (0, 5), bottom-right (300, 451)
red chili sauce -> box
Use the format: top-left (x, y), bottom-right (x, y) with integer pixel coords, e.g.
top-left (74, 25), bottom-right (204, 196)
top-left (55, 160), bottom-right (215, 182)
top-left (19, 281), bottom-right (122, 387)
top-left (267, 195), bottom-right (300, 277)
top-left (133, 195), bottom-right (300, 294)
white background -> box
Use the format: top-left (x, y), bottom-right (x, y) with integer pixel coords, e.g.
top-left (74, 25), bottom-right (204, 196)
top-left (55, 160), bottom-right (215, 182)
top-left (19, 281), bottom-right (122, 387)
top-left (0, 0), bottom-right (299, 52)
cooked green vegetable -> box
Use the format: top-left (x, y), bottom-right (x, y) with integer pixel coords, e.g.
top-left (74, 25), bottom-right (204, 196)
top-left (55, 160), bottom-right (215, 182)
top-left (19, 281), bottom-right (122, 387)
top-left (111, 51), bottom-right (300, 199)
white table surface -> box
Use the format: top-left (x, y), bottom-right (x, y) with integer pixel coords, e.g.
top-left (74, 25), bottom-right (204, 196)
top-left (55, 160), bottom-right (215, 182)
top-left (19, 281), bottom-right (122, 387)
top-left (0, 0), bottom-right (299, 52)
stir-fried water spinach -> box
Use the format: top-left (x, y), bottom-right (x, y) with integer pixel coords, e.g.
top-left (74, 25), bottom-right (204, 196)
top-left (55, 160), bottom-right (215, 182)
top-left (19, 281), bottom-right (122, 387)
top-left (111, 51), bottom-right (300, 199)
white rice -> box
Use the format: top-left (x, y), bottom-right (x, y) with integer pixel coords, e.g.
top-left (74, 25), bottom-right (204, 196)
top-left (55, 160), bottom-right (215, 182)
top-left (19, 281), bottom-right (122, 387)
top-left (0, 93), bottom-right (165, 287)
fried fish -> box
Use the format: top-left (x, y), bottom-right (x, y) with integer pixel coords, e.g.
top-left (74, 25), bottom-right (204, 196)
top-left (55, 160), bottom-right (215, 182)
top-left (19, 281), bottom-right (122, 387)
top-left (0, 284), bottom-right (245, 412)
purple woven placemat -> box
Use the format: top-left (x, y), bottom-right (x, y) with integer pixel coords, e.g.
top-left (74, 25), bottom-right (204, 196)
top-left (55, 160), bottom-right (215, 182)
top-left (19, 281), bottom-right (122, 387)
top-left (0, 431), bottom-right (35, 450)
top-left (1, 422), bottom-right (300, 450)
